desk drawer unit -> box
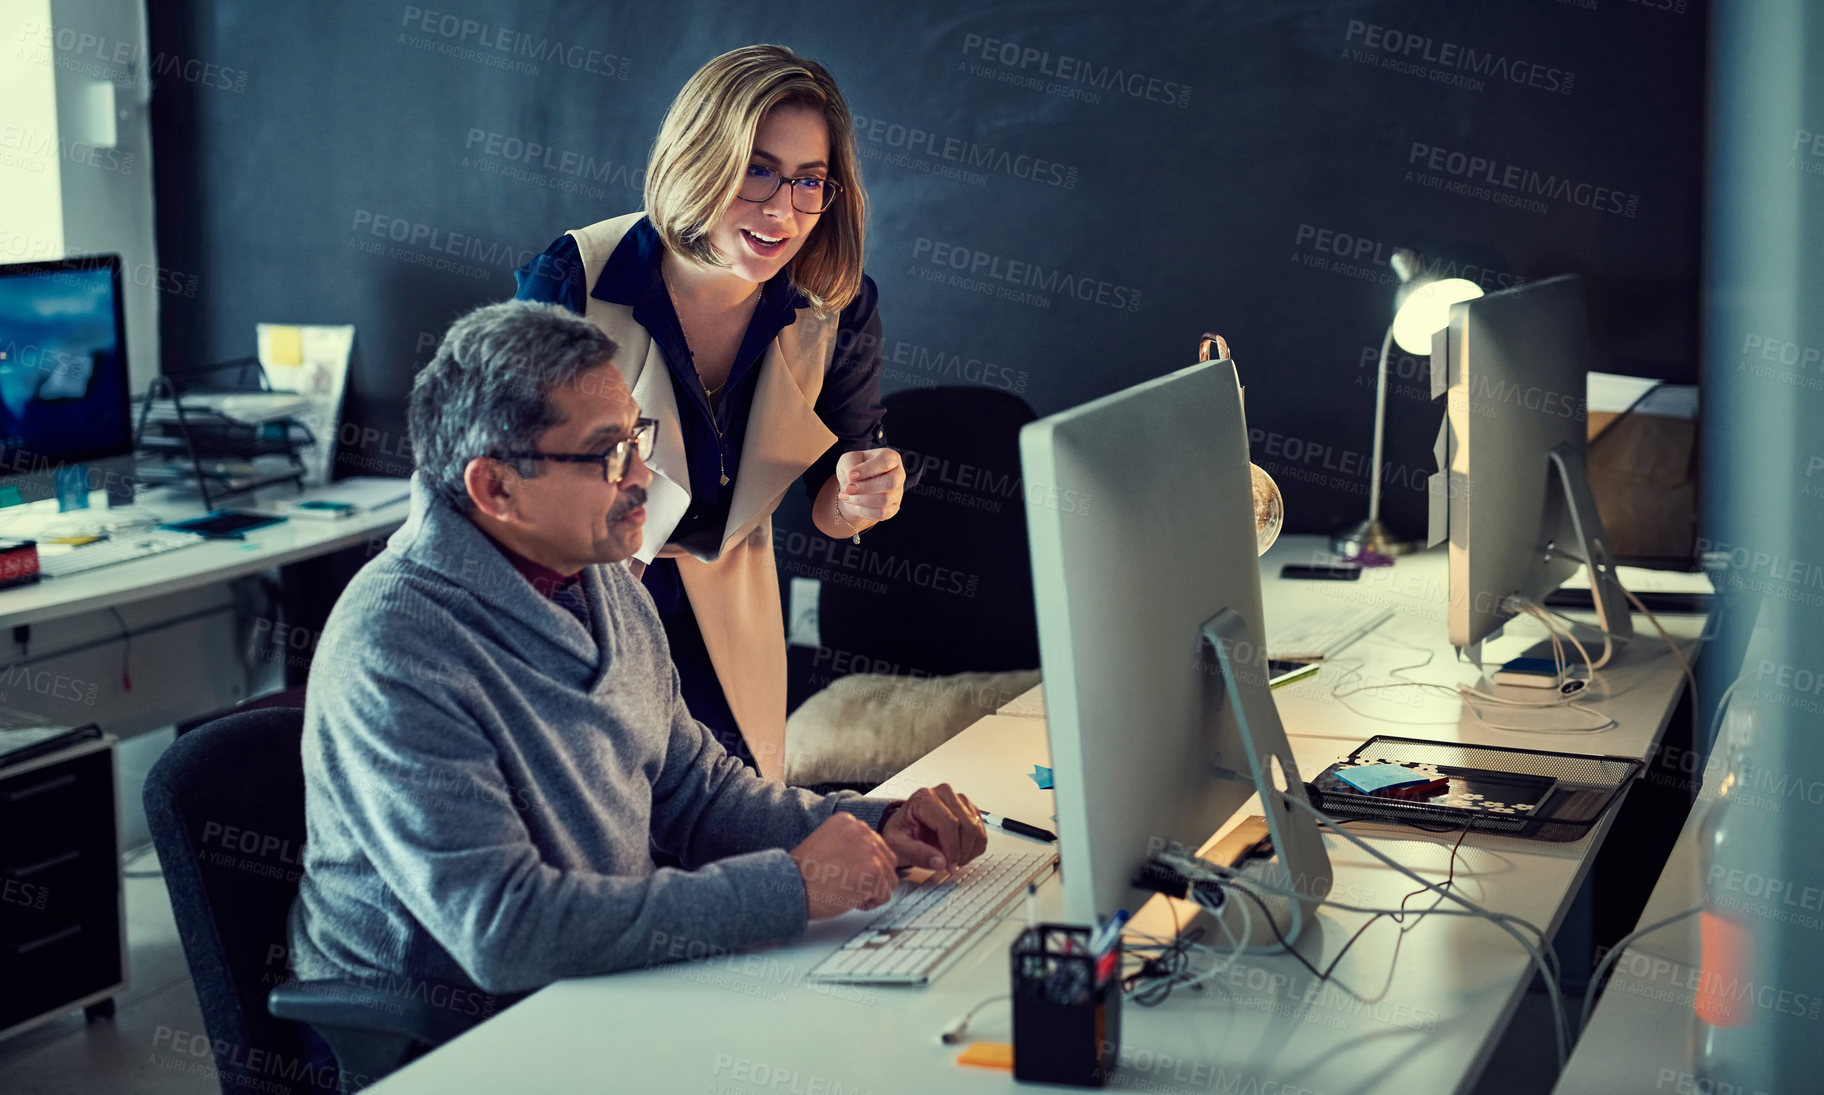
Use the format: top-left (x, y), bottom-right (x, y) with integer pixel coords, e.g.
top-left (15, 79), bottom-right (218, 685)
top-left (0, 738), bottom-right (125, 1040)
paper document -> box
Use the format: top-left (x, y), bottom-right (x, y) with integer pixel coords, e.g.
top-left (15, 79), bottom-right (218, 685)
top-left (288, 476), bottom-right (410, 512)
top-left (256, 323), bottom-right (356, 485)
top-left (1560, 564), bottom-right (1713, 594)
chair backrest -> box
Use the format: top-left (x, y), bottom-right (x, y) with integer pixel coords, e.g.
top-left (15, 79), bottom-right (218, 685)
top-left (816, 386), bottom-right (1041, 678)
top-left (143, 708), bottom-right (326, 1095)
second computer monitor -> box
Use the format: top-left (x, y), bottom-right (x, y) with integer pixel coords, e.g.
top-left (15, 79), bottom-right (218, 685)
top-left (1439, 274), bottom-right (1632, 653)
top-left (0, 254), bottom-right (134, 503)
top-left (1022, 359), bottom-right (1330, 944)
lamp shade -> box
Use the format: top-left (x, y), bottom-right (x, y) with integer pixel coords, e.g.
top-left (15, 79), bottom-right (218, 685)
top-left (1391, 277), bottom-right (1485, 355)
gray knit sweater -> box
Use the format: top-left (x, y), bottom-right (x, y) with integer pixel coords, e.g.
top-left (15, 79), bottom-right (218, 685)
top-left (286, 476), bottom-right (886, 997)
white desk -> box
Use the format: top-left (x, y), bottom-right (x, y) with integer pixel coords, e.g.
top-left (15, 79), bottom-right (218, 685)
top-left (0, 488), bottom-right (410, 629)
top-left (0, 487), bottom-right (409, 735)
top-left (370, 536), bottom-right (1702, 1095)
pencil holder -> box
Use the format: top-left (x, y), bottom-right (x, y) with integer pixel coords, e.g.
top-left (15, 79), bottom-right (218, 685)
top-left (1010, 924), bottom-right (1121, 1087)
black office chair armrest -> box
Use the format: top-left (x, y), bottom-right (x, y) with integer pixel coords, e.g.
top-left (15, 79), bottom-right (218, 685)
top-left (269, 981), bottom-right (476, 1090)
top-left (269, 979), bottom-right (476, 1044)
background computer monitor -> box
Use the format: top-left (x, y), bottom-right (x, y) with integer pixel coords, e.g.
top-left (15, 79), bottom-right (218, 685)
top-left (1022, 358), bottom-right (1330, 945)
top-left (0, 255), bottom-right (135, 505)
top-left (1440, 274), bottom-right (1633, 655)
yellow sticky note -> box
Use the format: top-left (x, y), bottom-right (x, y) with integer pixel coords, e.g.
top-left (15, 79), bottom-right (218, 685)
top-left (266, 325), bottom-right (303, 367)
top-left (956, 1042), bottom-right (1014, 1071)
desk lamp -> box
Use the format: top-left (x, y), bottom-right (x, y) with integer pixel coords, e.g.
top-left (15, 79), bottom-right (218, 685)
top-left (1331, 250), bottom-right (1483, 558)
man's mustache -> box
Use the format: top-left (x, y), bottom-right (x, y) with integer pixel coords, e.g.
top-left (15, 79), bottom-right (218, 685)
top-left (610, 487), bottom-right (647, 521)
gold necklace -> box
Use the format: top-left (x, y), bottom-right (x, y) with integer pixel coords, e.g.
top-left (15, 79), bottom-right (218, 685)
top-left (663, 272), bottom-right (758, 487)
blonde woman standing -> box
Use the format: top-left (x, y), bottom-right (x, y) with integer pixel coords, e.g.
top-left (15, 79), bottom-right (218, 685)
top-left (514, 45), bottom-right (905, 781)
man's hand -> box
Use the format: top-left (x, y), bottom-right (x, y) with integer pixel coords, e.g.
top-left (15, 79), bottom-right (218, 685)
top-left (835, 448), bottom-right (905, 524)
top-left (789, 814), bottom-right (898, 920)
top-left (883, 784), bottom-right (988, 873)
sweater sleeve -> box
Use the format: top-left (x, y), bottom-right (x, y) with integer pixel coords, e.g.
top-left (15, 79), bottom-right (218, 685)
top-left (645, 663), bottom-right (892, 866)
top-left (309, 646), bottom-right (814, 995)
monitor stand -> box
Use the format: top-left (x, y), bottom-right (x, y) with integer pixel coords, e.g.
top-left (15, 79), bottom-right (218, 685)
top-left (1547, 444), bottom-right (1634, 643)
top-left (1458, 444), bottom-right (1636, 668)
top-left (1194, 610), bottom-right (1334, 950)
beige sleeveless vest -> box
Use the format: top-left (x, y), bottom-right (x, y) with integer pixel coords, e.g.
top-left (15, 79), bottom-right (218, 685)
top-left (567, 212), bottom-right (840, 781)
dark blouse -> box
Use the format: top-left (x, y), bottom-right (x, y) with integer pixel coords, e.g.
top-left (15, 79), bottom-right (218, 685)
top-left (513, 218), bottom-right (886, 544)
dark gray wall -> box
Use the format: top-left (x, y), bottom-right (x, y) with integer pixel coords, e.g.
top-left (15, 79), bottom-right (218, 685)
top-left (148, 0), bottom-right (1706, 536)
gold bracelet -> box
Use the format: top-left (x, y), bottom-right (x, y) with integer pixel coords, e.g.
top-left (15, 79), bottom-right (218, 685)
top-left (833, 497), bottom-right (863, 545)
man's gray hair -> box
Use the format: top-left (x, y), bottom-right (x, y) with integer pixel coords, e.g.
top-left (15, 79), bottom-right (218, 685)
top-left (409, 300), bottom-right (620, 512)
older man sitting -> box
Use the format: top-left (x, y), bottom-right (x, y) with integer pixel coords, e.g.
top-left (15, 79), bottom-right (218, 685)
top-left (287, 300), bottom-right (984, 1008)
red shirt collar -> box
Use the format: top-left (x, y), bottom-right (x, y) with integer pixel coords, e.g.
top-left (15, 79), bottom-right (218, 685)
top-left (483, 535), bottom-right (581, 601)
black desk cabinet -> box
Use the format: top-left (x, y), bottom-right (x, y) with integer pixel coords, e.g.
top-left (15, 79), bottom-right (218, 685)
top-left (0, 736), bottom-right (126, 1040)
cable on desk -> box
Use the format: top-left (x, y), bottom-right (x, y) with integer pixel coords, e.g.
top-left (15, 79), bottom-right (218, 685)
top-left (1328, 600), bottom-right (1618, 733)
top-left (1159, 799), bottom-right (1570, 1067)
top-left (1280, 793), bottom-right (1572, 1071)
top-left (1544, 547), bottom-right (1701, 720)
top-left (938, 994), bottom-right (1008, 1044)
top-left (1122, 926), bottom-right (1205, 1007)
top-left (1577, 905), bottom-right (1702, 1038)
top-left (1619, 585), bottom-right (1699, 712)
top-left (1200, 819), bottom-right (1473, 1004)
top-left (1151, 880), bottom-right (1252, 1001)
top-left (107, 606), bottom-right (132, 691)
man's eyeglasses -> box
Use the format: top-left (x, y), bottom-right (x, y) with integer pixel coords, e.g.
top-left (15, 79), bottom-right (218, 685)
top-left (736, 164), bottom-right (842, 214)
top-left (497, 419), bottom-right (658, 485)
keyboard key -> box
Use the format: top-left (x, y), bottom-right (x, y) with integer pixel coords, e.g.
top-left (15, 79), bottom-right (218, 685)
top-left (806, 850), bottom-right (1057, 986)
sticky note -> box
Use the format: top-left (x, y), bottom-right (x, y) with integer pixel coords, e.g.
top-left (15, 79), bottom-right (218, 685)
top-left (1030, 765), bottom-right (1053, 790)
top-left (1336, 763), bottom-right (1431, 795)
top-left (265, 325), bottom-right (304, 367)
top-left (956, 1042), bottom-right (1014, 1071)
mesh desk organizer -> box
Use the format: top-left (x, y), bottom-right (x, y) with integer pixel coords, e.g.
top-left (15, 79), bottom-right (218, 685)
top-left (1307, 736), bottom-right (1644, 841)
top-left (133, 371), bottom-right (313, 510)
top-left (1011, 924), bottom-right (1121, 1087)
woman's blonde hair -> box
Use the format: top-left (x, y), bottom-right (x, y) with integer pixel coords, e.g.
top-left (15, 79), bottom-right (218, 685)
top-left (645, 44), bottom-right (867, 315)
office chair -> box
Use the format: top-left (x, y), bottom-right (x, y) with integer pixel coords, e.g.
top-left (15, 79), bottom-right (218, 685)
top-left (143, 707), bottom-right (472, 1093)
top-left (779, 386), bottom-right (1042, 786)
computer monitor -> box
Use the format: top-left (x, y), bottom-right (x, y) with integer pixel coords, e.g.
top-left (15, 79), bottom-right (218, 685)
top-left (1438, 274), bottom-right (1633, 656)
top-left (0, 255), bottom-right (135, 505)
top-left (1021, 358), bottom-right (1331, 948)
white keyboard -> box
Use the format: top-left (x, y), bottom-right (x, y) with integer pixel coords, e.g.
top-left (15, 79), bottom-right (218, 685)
top-left (1270, 604), bottom-right (1394, 661)
top-left (37, 530), bottom-right (206, 577)
top-left (806, 850), bottom-right (1058, 986)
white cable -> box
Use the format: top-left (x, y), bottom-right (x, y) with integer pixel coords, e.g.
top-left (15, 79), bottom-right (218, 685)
top-left (1322, 603), bottom-right (1617, 735)
top-left (1115, 886), bottom-right (1255, 1002)
top-left (938, 993), bottom-right (1009, 1044)
top-left (1459, 700), bottom-right (1615, 733)
top-left (1521, 600), bottom-right (1599, 686)
top-left (1213, 796), bottom-right (1573, 1070)
top-left (1174, 882), bottom-right (1252, 993)
top-left (1447, 598), bottom-right (1615, 731)
top-left (1577, 905), bottom-right (1702, 1036)
top-left (1154, 846), bottom-right (1564, 982)
top-left (1618, 585), bottom-right (1699, 716)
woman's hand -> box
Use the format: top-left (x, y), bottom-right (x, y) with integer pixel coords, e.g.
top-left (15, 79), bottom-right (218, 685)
top-left (836, 448), bottom-right (905, 526)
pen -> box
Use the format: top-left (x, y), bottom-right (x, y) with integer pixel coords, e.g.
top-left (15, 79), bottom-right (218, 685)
top-left (1269, 661), bottom-right (1320, 690)
top-left (979, 810), bottom-right (1057, 843)
top-left (1088, 909), bottom-right (1128, 956)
